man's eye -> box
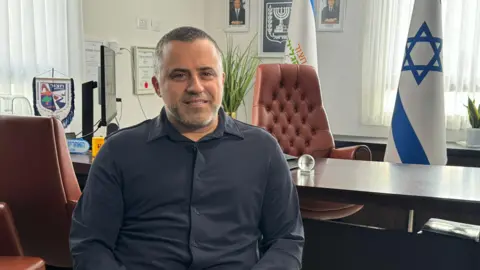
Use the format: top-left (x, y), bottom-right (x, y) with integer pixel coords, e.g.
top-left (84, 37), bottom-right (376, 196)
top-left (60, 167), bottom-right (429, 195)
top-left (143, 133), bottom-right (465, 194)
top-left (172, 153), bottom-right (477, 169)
top-left (171, 73), bottom-right (186, 80)
top-left (202, 72), bottom-right (214, 77)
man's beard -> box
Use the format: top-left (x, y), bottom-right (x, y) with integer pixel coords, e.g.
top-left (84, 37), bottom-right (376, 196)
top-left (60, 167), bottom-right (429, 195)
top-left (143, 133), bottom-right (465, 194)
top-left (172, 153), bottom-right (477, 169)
top-left (166, 103), bottom-right (221, 130)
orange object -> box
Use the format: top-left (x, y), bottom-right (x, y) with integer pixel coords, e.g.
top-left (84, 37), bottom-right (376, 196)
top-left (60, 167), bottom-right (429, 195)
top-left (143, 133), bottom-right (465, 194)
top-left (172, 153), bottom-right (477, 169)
top-left (91, 136), bottom-right (105, 157)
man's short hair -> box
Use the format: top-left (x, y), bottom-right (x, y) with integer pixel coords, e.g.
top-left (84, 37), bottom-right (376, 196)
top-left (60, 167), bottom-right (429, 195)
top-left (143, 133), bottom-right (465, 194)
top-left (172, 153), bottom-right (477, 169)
top-left (153, 26), bottom-right (222, 77)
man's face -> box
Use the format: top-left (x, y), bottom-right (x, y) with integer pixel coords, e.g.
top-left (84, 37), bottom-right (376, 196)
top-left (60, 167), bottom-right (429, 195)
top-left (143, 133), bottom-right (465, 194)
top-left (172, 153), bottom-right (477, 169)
top-left (234, 0), bottom-right (241, 9)
top-left (328, 0), bottom-right (335, 7)
top-left (152, 39), bottom-right (224, 130)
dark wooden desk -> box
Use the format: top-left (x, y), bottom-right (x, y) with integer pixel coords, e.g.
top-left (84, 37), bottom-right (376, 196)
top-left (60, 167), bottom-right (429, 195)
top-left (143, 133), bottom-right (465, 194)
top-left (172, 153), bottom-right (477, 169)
top-left (294, 158), bottom-right (480, 215)
top-left (69, 154), bottom-right (480, 269)
top-left (71, 153), bottom-right (92, 190)
top-left (72, 153), bottom-right (480, 213)
top-left (302, 218), bottom-right (480, 270)
top-left (71, 153), bottom-right (480, 229)
top-left (71, 153), bottom-right (92, 175)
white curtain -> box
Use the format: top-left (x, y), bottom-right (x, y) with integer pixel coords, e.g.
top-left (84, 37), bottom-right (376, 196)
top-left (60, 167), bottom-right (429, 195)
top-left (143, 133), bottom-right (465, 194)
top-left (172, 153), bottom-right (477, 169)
top-left (361, 0), bottom-right (414, 126)
top-left (361, 0), bottom-right (480, 130)
top-left (0, 0), bottom-right (85, 116)
top-left (442, 0), bottom-right (480, 130)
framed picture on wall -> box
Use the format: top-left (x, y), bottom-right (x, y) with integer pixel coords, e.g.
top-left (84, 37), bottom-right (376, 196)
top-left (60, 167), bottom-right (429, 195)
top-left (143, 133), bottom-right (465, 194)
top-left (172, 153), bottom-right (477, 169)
top-left (225, 0), bottom-right (250, 32)
top-left (316, 0), bottom-right (346, 32)
top-left (258, 0), bottom-right (293, 58)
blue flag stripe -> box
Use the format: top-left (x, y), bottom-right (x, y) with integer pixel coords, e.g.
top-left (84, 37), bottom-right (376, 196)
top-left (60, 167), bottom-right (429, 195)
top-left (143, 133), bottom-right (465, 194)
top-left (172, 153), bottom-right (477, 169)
top-left (310, 0), bottom-right (315, 15)
top-left (391, 90), bottom-right (430, 165)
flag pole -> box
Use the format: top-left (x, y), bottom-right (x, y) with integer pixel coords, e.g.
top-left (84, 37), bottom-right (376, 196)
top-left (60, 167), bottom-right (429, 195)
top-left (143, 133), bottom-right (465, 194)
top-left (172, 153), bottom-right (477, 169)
top-left (384, 0), bottom-right (446, 233)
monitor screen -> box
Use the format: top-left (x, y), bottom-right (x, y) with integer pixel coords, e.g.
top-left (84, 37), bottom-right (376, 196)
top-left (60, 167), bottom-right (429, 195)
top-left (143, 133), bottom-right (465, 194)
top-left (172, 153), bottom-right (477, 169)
top-left (100, 45), bottom-right (117, 126)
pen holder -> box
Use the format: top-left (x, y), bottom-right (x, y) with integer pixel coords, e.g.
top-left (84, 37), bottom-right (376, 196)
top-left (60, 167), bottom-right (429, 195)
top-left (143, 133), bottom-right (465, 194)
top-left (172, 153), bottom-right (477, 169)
top-left (91, 136), bottom-right (105, 157)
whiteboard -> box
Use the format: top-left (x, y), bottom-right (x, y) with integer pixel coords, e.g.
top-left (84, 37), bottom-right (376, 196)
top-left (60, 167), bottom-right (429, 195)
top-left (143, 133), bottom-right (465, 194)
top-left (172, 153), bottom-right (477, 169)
top-left (132, 46), bottom-right (156, 95)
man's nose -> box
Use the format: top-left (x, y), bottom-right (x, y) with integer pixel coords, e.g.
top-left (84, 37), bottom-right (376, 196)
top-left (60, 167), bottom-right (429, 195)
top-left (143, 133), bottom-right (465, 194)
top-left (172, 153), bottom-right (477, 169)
top-left (187, 75), bottom-right (204, 93)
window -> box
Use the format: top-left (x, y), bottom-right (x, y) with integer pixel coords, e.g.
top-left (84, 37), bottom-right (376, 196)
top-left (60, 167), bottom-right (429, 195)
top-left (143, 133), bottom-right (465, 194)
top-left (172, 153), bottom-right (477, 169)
top-left (361, 0), bottom-right (480, 130)
top-left (0, 0), bottom-right (84, 116)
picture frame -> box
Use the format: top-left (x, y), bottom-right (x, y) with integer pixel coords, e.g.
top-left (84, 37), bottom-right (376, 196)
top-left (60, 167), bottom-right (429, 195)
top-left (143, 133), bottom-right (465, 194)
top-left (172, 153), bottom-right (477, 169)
top-left (258, 0), bottom-right (293, 58)
top-left (225, 0), bottom-right (250, 32)
top-left (316, 0), bottom-right (346, 32)
top-left (131, 46), bottom-right (156, 95)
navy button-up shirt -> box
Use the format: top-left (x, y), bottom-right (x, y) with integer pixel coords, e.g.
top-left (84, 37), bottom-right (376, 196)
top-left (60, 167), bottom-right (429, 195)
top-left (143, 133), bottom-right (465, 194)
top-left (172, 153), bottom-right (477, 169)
top-left (70, 108), bottom-right (304, 270)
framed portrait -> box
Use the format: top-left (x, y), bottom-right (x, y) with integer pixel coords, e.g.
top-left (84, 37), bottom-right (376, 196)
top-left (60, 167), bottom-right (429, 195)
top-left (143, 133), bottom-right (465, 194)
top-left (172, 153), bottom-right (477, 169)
top-left (316, 0), bottom-right (346, 32)
top-left (258, 0), bottom-right (293, 58)
top-left (225, 0), bottom-right (250, 32)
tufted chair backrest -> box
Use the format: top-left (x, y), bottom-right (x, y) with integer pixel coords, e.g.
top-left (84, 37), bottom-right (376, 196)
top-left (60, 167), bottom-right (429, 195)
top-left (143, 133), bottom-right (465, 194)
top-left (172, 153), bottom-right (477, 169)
top-left (252, 64), bottom-right (335, 157)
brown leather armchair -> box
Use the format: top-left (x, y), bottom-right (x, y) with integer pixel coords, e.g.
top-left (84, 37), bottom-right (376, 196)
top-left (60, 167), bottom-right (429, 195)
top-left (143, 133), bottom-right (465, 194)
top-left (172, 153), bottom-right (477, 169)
top-left (0, 202), bottom-right (46, 270)
top-left (252, 64), bottom-right (372, 220)
top-left (0, 115), bottom-right (81, 268)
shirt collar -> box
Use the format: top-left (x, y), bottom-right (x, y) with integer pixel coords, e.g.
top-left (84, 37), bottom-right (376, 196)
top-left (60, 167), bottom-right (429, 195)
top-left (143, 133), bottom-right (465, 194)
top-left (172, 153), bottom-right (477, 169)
top-left (147, 107), bottom-right (244, 142)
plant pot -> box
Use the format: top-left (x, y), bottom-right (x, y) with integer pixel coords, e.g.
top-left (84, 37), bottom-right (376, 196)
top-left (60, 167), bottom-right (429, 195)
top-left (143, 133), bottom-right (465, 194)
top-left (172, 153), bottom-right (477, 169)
top-left (466, 128), bottom-right (480, 147)
top-left (226, 112), bottom-right (236, 119)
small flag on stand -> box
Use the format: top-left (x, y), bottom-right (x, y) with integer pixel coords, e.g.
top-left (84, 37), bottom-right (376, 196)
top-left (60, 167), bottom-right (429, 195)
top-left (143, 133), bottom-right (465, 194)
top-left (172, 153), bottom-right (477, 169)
top-left (384, 0), bottom-right (447, 166)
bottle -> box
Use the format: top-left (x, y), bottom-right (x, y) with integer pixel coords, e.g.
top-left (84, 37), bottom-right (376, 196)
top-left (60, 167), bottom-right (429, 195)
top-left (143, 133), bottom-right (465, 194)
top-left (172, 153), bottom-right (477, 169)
top-left (91, 136), bottom-right (105, 157)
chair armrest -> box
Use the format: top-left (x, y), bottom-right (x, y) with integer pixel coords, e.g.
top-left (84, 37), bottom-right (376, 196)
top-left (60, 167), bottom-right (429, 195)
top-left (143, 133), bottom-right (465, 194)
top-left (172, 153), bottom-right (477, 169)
top-left (66, 200), bottom-right (78, 219)
top-left (0, 256), bottom-right (45, 270)
top-left (0, 203), bottom-right (23, 256)
top-left (330, 145), bottom-right (372, 161)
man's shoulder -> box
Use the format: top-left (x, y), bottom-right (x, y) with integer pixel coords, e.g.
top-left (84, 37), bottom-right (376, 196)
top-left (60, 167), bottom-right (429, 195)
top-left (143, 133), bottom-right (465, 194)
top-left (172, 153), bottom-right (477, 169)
top-left (104, 119), bottom-right (152, 146)
top-left (233, 120), bottom-right (277, 145)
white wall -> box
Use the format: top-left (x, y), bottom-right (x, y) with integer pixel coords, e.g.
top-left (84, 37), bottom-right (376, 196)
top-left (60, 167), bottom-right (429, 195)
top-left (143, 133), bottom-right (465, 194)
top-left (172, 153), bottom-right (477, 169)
top-left (205, 0), bottom-right (464, 141)
top-left (74, 0), bottom-right (205, 135)
top-left (204, 0), bottom-right (373, 134)
top-left (205, 0), bottom-right (274, 123)
top-left (78, 0), bottom-right (463, 141)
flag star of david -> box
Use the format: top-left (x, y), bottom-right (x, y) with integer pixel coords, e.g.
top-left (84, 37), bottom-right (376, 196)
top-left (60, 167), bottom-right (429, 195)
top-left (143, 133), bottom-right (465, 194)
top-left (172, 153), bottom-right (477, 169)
top-left (402, 21), bottom-right (443, 85)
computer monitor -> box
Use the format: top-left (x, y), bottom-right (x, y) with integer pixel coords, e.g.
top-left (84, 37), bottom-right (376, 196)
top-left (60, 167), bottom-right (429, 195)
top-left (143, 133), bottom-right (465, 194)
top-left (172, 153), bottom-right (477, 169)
top-left (99, 45), bottom-right (117, 127)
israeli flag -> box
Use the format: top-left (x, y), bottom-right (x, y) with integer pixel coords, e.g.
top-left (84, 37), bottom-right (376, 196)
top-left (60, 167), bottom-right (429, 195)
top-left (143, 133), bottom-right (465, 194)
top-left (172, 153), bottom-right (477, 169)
top-left (284, 0), bottom-right (318, 72)
top-left (384, 0), bottom-right (447, 165)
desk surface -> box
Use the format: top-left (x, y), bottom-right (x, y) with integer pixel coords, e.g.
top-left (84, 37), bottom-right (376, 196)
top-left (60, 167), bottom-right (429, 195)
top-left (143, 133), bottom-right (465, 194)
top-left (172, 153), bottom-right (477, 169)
top-left (71, 153), bottom-right (92, 175)
top-left (294, 158), bottom-right (480, 213)
top-left (71, 153), bottom-right (480, 213)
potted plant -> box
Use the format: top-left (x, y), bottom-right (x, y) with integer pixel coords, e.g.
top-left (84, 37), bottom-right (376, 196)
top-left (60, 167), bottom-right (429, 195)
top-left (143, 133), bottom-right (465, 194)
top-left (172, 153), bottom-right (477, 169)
top-left (465, 97), bottom-right (480, 147)
top-left (221, 34), bottom-right (260, 119)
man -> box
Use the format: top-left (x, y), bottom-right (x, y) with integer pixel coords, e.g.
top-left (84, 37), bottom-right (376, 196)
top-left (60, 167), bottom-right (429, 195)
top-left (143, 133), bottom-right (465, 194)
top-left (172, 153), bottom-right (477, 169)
top-left (229, 0), bottom-right (246, 25)
top-left (69, 26), bottom-right (304, 270)
top-left (321, 0), bottom-right (340, 24)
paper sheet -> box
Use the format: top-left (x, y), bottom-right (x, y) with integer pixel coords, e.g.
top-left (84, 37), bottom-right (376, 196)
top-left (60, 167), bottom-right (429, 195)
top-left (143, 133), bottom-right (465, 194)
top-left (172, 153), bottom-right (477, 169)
top-left (84, 39), bottom-right (105, 82)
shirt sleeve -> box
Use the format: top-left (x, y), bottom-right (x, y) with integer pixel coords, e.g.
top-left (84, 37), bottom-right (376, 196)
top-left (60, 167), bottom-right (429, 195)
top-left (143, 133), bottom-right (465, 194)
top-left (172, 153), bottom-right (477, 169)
top-left (69, 141), bottom-right (126, 270)
top-left (252, 141), bottom-right (305, 270)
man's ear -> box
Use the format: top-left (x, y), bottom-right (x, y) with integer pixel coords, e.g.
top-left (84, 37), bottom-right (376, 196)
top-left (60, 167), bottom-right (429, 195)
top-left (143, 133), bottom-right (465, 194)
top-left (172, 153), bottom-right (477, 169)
top-left (221, 72), bottom-right (225, 86)
top-left (152, 75), bottom-right (162, 97)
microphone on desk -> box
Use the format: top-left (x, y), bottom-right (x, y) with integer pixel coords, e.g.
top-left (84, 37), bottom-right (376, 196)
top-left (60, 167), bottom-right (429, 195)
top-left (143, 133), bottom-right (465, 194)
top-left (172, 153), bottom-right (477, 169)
top-left (106, 123), bottom-right (119, 137)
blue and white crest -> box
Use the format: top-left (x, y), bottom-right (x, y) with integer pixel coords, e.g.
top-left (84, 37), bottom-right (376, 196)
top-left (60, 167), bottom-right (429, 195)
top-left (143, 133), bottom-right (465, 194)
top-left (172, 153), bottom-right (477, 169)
top-left (33, 77), bottom-right (75, 128)
top-left (265, 1), bottom-right (292, 44)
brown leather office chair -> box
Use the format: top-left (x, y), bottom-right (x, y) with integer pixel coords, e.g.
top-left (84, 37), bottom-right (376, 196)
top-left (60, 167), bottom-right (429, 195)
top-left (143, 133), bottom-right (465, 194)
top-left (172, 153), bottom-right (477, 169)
top-left (0, 115), bottom-right (81, 268)
top-left (0, 202), bottom-right (46, 270)
top-left (252, 64), bottom-right (372, 220)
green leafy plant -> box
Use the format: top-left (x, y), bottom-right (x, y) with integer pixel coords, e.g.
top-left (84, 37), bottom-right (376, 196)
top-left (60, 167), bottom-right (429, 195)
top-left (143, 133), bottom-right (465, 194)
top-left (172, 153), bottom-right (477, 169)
top-left (221, 34), bottom-right (261, 116)
top-left (465, 97), bottom-right (480, 128)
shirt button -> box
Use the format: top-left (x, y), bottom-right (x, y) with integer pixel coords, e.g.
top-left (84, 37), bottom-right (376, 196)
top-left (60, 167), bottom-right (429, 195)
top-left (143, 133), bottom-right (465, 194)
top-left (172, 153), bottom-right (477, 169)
top-left (193, 207), bottom-right (200, 215)
top-left (191, 240), bottom-right (198, 247)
